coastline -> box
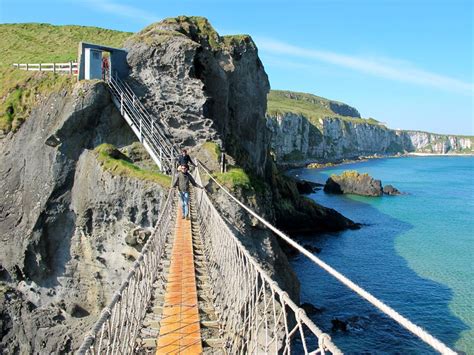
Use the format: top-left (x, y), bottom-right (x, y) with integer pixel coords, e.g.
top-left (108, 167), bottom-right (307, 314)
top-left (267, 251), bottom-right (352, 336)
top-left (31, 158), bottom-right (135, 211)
top-left (407, 152), bottom-right (474, 156)
top-left (284, 152), bottom-right (474, 172)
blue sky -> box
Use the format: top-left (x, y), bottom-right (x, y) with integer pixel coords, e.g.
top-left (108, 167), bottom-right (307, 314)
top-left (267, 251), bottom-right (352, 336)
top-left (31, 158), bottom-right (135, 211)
top-left (1, 0), bottom-right (472, 135)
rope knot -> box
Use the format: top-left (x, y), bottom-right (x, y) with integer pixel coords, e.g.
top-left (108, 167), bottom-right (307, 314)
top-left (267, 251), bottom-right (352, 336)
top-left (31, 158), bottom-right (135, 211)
top-left (318, 333), bottom-right (332, 351)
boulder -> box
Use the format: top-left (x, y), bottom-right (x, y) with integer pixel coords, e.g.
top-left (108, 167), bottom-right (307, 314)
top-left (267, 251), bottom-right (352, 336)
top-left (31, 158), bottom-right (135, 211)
top-left (295, 179), bottom-right (323, 194)
top-left (383, 184), bottom-right (401, 195)
top-left (324, 171), bottom-right (383, 196)
top-left (301, 302), bottom-right (324, 315)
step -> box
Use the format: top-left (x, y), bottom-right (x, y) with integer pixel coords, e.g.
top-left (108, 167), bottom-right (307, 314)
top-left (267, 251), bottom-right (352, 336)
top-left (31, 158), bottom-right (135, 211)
top-left (140, 338), bottom-right (157, 348)
top-left (151, 305), bottom-right (163, 313)
top-left (202, 338), bottom-right (225, 348)
top-left (143, 320), bottom-right (161, 330)
top-left (201, 320), bottom-right (219, 329)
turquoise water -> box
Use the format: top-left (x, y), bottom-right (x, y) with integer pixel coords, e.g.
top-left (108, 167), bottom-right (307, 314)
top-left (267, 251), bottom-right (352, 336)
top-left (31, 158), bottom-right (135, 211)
top-left (289, 156), bottom-right (473, 354)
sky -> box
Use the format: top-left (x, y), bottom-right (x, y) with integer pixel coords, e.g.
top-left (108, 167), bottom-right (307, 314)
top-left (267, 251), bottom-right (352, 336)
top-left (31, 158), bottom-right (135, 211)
top-left (1, 0), bottom-right (473, 135)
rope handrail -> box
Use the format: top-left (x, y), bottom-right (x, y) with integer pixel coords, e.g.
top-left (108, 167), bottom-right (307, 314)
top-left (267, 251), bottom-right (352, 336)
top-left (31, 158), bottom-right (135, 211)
top-left (77, 177), bottom-right (176, 355)
top-left (196, 161), bottom-right (456, 355)
top-left (193, 168), bottom-right (342, 354)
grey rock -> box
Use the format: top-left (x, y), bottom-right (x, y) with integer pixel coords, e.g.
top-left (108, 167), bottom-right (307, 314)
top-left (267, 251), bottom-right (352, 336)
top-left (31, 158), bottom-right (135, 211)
top-left (324, 171), bottom-right (383, 197)
top-left (383, 184), bottom-right (401, 195)
top-left (0, 81), bottom-right (166, 353)
top-left (266, 114), bottom-right (472, 165)
top-left (125, 17), bottom-right (270, 177)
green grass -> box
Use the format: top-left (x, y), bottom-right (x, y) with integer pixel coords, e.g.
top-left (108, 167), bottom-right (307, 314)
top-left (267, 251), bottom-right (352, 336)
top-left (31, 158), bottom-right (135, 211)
top-left (0, 23), bottom-right (131, 134)
top-left (214, 167), bottom-right (252, 190)
top-left (0, 23), bottom-right (131, 67)
top-left (267, 90), bottom-right (385, 127)
top-left (95, 144), bottom-right (171, 187)
top-left (222, 34), bottom-right (254, 49)
top-left (0, 67), bottom-right (75, 132)
top-left (132, 17), bottom-right (254, 51)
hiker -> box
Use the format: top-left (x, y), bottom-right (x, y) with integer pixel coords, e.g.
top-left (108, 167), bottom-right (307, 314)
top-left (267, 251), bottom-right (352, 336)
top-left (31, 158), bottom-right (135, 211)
top-left (177, 149), bottom-right (196, 170)
top-left (173, 164), bottom-right (203, 219)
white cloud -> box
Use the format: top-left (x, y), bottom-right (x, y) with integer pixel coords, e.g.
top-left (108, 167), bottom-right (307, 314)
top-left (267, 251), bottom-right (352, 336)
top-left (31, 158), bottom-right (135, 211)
top-left (82, 0), bottom-right (159, 24)
top-left (256, 37), bottom-right (473, 96)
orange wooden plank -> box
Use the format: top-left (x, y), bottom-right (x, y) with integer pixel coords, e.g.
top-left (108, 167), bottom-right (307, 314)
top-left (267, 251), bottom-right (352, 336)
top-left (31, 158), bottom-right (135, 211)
top-left (156, 204), bottom-right (203, 355)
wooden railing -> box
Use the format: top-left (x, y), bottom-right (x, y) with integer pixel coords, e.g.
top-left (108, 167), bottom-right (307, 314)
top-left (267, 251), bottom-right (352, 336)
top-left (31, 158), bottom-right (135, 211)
top-left (12, 62), bottom-right (78, 75)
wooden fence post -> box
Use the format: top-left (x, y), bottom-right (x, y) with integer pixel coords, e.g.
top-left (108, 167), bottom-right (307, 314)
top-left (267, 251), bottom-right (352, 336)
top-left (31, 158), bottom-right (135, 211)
top-left (39, 63), bottom-right (42, 71)
top-left (26, 63), bottom-right (29, 71)
top-left (53, 63), bottom-right (56, 74)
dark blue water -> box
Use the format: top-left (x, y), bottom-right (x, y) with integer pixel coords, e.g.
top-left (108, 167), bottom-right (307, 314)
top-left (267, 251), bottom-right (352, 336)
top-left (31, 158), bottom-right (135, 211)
top-left (288, 156), bottom-right (473, 354)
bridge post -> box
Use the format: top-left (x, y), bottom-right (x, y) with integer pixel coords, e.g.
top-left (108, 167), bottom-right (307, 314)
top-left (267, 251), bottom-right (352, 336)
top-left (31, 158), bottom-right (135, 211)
top-left (139, 118), bottom-right (143, 141)
top-left (120, 92), bottom-right (124, 115)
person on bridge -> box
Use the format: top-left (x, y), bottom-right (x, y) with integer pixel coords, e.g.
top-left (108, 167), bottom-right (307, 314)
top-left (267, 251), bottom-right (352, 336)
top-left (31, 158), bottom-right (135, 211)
top-left (177, 149), bottom-right (196, 170)
top-left (173, 164), bottom-right (203, 219)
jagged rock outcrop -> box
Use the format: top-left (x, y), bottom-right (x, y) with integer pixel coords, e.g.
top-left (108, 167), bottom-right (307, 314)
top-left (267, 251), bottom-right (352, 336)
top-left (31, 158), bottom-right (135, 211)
top-left (0, 81), bottom-right (167, 353)
top-left (125, 17), bottom-right (270, 177)
top-left (324, 171), bottom-right (383, 196)
top-left (324, 171), bottom-right (401, 197)
top-left (266, 92), bottom-right (473, 164)
top-left (383, 184), bottom-right (401, 195)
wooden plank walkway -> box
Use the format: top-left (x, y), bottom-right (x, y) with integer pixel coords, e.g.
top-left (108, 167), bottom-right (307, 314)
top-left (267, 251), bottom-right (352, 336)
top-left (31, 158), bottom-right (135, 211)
top-left (156, 207), bottom-right (203, 354)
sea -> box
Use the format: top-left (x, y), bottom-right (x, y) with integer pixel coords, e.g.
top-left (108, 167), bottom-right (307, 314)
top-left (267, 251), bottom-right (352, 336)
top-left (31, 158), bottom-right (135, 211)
top-left (288, 156), bottom-right (473, 354)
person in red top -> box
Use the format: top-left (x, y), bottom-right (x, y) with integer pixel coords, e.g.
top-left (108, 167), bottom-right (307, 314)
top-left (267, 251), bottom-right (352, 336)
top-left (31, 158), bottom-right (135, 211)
top-left (102, 56), bottom-right (109, 80)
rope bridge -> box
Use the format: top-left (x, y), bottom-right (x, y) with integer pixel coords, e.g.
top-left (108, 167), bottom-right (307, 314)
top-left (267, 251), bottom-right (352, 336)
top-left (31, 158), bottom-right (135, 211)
top-left (77, 73), bottom-right (456, 354)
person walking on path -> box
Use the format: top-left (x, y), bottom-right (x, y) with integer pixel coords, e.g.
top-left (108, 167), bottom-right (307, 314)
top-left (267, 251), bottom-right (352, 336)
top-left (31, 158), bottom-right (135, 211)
top-left (173, 164), bottom-right (203, 219)
top-left (177, 149), bottom-right (196, 170)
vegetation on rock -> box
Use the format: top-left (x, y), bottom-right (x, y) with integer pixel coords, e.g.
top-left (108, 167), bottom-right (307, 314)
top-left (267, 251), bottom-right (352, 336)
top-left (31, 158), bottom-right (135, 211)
top-left (267, 90), bottom-right (382, 126)
top-left (214, 167), bottom-right (252, 190)
top-left (95, 143), bottom-right (171, 187)
top-left (0, 68), bottom-right (75, 133)
top-left (0, 23), bottom-right (131, 134)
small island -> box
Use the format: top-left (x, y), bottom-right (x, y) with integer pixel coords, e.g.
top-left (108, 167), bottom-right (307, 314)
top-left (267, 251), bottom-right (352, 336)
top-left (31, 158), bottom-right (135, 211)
top-left (324, 170), bottom-right (401, 196)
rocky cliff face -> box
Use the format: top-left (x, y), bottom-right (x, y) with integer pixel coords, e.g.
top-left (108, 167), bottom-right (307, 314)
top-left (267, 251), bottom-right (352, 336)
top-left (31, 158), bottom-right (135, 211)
top-left (0, 81), bottom-right (167, 353)
top-left (267, 114), bottom-right (412, 162)
top-left (401, 130), bottom-right (472, 154)
top-left (266, 93), bottom-right (472, 164)
top-left (125, 17), bottom-right (271, 177)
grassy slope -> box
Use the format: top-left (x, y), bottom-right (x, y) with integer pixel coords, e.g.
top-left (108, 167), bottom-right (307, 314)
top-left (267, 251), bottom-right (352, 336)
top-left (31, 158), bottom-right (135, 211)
top-left (267, 90), bottom-right (383, 127)
top-left (0, 23), bottom-right (132, 66)
top-left (0, 23), bottom-right (132, 133)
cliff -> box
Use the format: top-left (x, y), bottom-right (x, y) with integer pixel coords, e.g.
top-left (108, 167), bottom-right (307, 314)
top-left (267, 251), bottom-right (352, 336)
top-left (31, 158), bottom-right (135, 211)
top-left (267, 90), bottom-right (473, 164)
top-left (0, 81), bottom-right (168, 353)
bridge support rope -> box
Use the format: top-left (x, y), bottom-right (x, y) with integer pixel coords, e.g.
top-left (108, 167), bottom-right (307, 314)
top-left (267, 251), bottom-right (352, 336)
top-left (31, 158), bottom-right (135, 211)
top-left (196, 162), bottom-right (457, 355)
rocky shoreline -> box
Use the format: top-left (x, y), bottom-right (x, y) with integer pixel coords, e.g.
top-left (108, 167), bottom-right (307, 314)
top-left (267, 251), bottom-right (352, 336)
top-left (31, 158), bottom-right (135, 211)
top-left (282, 151), bottom-right (474, 173)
